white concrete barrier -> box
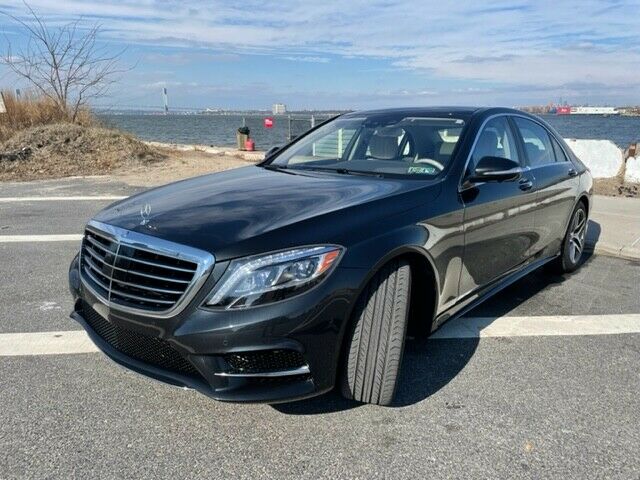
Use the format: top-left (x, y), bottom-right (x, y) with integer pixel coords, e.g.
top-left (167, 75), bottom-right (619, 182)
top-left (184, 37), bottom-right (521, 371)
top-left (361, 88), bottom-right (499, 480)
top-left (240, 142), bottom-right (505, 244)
top-left (564, 139), bottom-right (623, 179)
top-left (625, 157), bottom-right (640, 183)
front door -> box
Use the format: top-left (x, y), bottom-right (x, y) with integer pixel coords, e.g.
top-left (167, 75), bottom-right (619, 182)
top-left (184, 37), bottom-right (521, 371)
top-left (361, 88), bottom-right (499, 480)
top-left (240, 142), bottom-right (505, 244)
top-left (458, 115), bottom-right (538, 295)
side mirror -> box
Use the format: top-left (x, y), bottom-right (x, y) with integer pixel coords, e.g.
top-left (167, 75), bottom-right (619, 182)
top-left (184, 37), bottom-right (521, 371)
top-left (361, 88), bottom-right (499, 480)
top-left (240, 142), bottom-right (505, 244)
top-left (469, 156), bottom-right (521, 182)
top-left (265, 146), bottom-right (281, 159)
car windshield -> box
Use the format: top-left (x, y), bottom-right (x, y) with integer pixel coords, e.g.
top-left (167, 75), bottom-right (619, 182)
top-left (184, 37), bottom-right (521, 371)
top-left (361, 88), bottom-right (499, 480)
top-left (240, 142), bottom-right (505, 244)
top-left (267, 114), bottom-right (466, 178)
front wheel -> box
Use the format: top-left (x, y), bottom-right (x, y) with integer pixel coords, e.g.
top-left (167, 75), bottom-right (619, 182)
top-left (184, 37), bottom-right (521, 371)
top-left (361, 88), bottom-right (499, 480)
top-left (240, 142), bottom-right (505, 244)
top-left (341, 260), bottom-right (411, 406)
top-left (556, 202), bottom-right (588, 273)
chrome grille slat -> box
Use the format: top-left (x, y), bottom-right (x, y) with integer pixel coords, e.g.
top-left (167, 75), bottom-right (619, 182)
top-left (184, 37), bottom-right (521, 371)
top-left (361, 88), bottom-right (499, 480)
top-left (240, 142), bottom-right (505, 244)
top-left (110, 277), bottom-right (184, 295)
top-left (82, 264), bottom-right (112, 292)
top-left (85, 235), bottom-right (117, 254)
top-left (79, 220), bottom-right (215, 317)
top-left (109, 286), bottom-right (175, 305)
top-left (114, 252), bottom-right (197, 273)
top-left (83, 244), bottom-right (112, 266)
top-left (113, 267), bottom-right (191, 284)
top-left (83, 254), bottom-right (113, 280)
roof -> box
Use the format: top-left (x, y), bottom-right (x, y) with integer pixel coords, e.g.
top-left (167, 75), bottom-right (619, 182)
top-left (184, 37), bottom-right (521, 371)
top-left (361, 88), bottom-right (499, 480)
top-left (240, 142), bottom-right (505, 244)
top-left (342, 106), bottom-right (482, 119)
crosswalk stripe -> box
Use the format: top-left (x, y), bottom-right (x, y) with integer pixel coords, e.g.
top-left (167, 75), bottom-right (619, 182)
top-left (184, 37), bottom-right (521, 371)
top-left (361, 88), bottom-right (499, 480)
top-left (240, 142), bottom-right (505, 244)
top-left (0, 196), bottom-right (126, 202)
top-left (0, 234), bottom-right (83, 243)
top-left (2, 314), bottom-right (639, 356)
top-left (432, 314), bottom-right (640, 339)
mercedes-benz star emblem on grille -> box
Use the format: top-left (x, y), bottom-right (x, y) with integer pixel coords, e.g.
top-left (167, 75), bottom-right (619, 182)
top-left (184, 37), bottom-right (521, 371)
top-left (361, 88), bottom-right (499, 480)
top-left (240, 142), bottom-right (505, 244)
top-left (140, 203), bottom-right (152, 226)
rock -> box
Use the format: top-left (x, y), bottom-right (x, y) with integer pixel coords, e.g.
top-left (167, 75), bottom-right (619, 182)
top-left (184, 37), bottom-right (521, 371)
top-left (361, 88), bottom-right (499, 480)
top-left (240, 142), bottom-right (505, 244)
top-left (625, 157), bottom-right (640, 183)
top-left (564, 139), bottom-right (623, 178)
top-left (0, 146), bottom-right (32, 162)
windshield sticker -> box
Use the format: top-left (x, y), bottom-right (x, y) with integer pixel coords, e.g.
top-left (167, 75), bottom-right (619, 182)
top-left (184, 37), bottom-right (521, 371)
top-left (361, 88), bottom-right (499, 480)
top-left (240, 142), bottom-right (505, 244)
top-left (407, 165), bottom-right (437, 175)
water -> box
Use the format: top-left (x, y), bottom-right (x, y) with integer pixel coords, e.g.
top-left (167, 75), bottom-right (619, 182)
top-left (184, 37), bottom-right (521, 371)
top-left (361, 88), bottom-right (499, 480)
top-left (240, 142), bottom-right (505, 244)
top-left (99, 114), bottom-right (331, 150)
top-left (99, 112), bottom-right (640, 150)
top-left (539, 114), bottom-right (640, 148)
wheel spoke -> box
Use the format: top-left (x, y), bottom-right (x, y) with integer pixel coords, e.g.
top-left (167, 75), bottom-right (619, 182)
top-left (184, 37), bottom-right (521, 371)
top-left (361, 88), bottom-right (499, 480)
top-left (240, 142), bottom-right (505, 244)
top-left (573, 214), bottom-right (586, 234)
top-left (573, 235), bottom-right (583, 251)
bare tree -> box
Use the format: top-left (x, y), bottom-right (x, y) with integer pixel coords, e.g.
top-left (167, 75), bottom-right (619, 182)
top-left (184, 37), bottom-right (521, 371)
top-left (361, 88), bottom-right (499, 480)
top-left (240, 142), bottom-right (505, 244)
top-left (1, 3), bottom-right (127, 121)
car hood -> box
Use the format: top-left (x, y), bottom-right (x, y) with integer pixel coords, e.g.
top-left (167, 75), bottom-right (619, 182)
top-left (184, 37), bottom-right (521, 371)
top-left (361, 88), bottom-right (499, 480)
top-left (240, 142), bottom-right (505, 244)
top-left (94, 166), bottom-right (436, 260)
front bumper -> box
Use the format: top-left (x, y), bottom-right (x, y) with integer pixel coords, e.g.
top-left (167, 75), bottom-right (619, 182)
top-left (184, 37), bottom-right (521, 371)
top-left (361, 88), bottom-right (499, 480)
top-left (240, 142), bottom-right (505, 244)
top-left (69, 254), bottom-right (365, 403)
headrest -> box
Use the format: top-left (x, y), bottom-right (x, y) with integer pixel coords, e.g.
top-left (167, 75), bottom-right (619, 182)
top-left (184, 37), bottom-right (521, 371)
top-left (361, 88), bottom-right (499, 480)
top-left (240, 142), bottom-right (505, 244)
top-left (369, 135), bottom-right (398, 160)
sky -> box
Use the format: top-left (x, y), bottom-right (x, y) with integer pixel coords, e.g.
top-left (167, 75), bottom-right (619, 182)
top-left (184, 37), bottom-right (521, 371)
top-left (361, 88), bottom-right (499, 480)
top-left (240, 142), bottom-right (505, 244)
top-left (1, 0), bottom-right (639, 111)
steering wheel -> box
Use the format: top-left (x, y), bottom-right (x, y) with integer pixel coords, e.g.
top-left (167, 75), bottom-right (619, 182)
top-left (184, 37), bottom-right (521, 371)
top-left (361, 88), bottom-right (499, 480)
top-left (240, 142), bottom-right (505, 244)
top-left (414, 158), bottom-right (445, 172)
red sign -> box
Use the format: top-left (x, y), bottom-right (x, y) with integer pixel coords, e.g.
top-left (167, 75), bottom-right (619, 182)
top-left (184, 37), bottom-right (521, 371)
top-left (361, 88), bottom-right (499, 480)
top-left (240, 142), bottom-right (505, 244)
top-left (264, 117), bottom-right (274, 128)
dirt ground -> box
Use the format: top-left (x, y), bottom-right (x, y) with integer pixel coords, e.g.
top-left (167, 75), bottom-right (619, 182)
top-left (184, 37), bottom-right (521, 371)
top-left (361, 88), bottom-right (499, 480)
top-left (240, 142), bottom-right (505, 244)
top-left (112, 147), bottom-right (257, 187)
top-left (593, 177), bottom-right (639, 198)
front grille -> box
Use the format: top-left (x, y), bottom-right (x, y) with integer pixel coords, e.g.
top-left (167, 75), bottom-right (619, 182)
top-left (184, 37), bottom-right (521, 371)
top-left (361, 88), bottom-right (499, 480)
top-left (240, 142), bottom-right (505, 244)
top-left (225, 350), bottom-right (306, 374)
top-left (81, 301), bottom-right (201, 378)
top-left (80, 225), bottom-right (201, 313)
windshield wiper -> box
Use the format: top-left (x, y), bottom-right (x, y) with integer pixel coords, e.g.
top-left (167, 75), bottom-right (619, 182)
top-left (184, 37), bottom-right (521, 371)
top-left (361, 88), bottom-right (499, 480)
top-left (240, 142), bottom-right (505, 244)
top-left (262, 164), bottom-right (288, 170)
top-left (295, 166), bottom-right (383, 178)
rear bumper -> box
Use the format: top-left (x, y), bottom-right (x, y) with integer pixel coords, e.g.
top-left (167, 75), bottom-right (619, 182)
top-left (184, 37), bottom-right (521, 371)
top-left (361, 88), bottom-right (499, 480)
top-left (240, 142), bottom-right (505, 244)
top-left (69, 254), bottom-right (365, 403)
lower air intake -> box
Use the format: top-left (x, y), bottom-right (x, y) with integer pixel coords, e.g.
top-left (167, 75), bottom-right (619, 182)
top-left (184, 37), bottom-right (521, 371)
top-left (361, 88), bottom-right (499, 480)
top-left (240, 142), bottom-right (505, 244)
top-left (81, 301), bottom-right (201, 378)
top-left (224, 349), bottom-right (306, 374)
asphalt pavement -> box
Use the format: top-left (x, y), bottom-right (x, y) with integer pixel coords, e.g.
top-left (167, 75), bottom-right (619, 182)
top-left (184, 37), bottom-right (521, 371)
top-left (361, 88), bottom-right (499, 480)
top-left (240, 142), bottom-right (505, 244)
top-left (1, 177), bottom-right (639, 480)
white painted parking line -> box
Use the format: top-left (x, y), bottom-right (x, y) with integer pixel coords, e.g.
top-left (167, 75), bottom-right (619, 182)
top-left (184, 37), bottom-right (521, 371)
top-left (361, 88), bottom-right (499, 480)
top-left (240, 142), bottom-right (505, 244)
top-left (433, 314), bottom-right (640, 339)
top-left (0, 196), bottom-right (126, 202)
top-left (0, 234), bottom-right (83, 243)
top-left (2, 314), bottom-right (639, 356)
top-left (0, 331), bottom-right (98, 356)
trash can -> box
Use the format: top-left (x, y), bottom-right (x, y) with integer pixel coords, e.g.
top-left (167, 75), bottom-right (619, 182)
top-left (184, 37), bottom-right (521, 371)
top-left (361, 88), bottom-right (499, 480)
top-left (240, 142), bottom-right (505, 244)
top-left (237, 126), bottom-right (250, 150)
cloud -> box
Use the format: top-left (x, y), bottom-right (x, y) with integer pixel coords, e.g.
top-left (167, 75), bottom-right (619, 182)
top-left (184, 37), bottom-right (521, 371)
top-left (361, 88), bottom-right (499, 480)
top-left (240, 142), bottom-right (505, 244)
top-left (282, 56), bottom-right (330, 63)
top-left (1, 0), bottom-right (639, 104)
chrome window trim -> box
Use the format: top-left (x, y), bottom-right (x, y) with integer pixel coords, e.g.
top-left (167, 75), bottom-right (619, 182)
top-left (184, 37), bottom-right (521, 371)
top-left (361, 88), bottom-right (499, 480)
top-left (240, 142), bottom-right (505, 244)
top-left (458, 112), bottom-right (572, 191)
top-left (215, 365), bottom-right (311, 378)
top-left (79, 219), bottom-right (215, 319)
top-left (510, 114), bottom-right (573, 166)
top-left (458, 113), bottom-right (512, 191)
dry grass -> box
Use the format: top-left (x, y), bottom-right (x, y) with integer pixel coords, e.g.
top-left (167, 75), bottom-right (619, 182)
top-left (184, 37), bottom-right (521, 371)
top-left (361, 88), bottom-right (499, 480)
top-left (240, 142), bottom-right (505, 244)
top-left (0, 90), bottom-right (93, 142)
top-left (0, 91), bottom-right (167, 181)
top-left (0, 123), bottom-right (166, 181)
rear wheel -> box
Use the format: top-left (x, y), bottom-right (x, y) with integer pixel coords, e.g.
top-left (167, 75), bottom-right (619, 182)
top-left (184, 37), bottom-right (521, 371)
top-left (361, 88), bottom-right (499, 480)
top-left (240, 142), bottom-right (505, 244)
top-left (341, 260), bottom-right (411, 406)
top-left (556, 202), bottom-right (588, 273)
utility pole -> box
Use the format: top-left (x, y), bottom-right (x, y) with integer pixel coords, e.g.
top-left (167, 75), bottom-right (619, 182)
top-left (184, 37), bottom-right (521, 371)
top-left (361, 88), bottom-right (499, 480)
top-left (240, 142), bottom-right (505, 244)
top-left (163, 87), bottom-right (169, 114)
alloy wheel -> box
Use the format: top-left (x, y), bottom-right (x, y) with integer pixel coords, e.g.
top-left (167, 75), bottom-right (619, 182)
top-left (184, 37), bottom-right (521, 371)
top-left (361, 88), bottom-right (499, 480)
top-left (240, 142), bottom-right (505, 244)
top-left (568, 208), bottom-right (587, 264)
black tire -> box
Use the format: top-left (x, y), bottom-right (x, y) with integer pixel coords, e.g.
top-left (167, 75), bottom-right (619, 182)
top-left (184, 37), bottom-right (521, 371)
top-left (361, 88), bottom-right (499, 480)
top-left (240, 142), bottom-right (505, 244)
top-left (341, 260), bottom-right (411, 406)
top-left (555, 201), bottom-right (588, 273)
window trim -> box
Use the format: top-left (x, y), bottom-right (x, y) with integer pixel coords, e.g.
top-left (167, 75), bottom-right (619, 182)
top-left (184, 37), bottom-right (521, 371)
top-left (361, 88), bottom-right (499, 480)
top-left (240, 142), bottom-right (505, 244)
top-left (512, 115), bottom-right (557, 168)
top-left (458, 113), bottom-right (524, 190)
top-left (510, 114), bottom-right (573, 169)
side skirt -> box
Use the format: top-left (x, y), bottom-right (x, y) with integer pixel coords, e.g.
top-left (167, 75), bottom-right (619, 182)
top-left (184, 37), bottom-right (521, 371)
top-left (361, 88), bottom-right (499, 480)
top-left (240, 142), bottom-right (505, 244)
top-left (432, 254), bottom-right (558, 332)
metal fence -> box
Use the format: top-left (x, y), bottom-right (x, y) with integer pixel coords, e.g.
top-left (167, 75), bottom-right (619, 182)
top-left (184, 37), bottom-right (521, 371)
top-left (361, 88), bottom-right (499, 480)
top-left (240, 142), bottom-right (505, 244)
top-left (285, 114), bottom-right (334, 142)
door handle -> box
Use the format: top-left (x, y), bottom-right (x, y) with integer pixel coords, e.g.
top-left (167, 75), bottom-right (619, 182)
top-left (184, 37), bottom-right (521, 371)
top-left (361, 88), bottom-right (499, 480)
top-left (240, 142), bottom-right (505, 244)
top-left (568, 168), bottom-right (578, 177)
top-left (518, 178), bottom-right (533, 191)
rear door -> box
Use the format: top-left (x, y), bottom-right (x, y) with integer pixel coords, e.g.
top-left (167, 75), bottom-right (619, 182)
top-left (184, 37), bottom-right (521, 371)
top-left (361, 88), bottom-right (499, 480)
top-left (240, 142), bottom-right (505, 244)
top-left (458, 115), bottom-right (538, 295)
top-left (511, 117), bottom-right (580, 258)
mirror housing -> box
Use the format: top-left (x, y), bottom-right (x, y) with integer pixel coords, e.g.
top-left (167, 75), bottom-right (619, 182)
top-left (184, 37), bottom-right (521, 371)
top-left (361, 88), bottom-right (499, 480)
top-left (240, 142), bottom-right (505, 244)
top-left (469, 156), bottom-right (521, 182)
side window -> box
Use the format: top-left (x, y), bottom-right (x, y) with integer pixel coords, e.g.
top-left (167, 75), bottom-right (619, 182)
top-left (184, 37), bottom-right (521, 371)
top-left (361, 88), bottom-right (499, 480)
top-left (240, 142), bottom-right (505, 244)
top-left (550, 136), bottom-right (569, 163)
top-left (311, 128), bottom-right (357, 159)
top-left (470, 116), bottom-right (520, 171)
top-left (513, 117), bottom-right (556, 167)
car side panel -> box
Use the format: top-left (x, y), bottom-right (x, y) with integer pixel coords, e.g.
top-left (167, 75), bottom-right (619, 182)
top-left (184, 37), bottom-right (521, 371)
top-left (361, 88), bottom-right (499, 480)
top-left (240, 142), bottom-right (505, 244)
top-left (529, 163), bottom-right (580, 257)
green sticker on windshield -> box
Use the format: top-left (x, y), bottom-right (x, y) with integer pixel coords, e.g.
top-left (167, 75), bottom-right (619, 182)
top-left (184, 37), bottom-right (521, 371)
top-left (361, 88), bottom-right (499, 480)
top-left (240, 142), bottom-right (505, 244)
top-left (407, 165), bottom-right (437, 175)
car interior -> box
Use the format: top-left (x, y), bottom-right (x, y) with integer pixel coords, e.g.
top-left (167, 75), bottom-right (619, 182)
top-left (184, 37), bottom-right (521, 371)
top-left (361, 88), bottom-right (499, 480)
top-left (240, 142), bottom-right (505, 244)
top-left (284, 117), bottom-right (465, 177)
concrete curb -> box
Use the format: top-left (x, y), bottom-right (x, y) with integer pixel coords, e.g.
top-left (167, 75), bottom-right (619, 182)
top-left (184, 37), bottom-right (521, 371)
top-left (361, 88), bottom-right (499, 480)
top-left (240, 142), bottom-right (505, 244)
top-left (591, 244), bottom-right (640, 262)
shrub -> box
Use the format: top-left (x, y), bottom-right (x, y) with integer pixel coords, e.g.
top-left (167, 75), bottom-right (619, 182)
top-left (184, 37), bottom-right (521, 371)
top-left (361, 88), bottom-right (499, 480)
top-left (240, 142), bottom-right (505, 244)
top-left (0, 90), bottom-right (94, 142)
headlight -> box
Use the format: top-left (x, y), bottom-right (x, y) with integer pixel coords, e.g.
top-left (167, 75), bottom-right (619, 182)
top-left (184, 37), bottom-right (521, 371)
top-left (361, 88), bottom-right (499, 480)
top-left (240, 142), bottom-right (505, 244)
top-left (204, 246), bottom-right (344, 309)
